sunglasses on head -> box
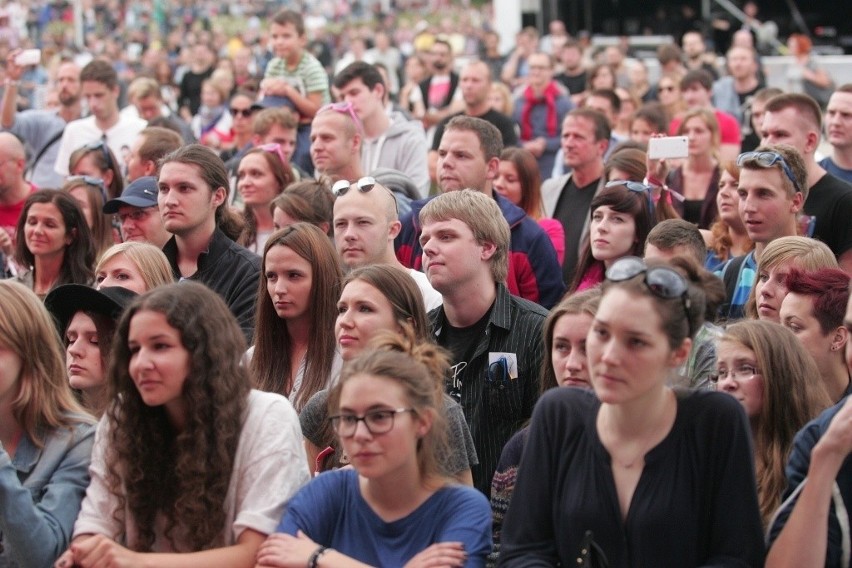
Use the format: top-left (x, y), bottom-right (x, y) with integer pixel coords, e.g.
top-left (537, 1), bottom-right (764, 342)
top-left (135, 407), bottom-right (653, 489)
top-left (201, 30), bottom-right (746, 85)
top-left (736, 151), bottom-right (802, 194)
top-left (66, 175), bottom-right (108, 203)
top-left (83, 139), bottom-right (114, 171)
top-left (605, 256), bottom-right (693, 337)
top-left (332, 176), bottom-right (398, 215)
top-left (317, 101), bottom-right (363, 133)
top-left (605, 180), bottom-right (655, 215)
top-left (258, 143), bottom-right (287, 164)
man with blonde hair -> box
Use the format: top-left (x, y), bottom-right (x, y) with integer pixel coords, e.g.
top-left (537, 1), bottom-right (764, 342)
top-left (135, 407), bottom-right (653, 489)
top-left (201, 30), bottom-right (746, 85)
top-left (420, 188), bottom-right (547, 494)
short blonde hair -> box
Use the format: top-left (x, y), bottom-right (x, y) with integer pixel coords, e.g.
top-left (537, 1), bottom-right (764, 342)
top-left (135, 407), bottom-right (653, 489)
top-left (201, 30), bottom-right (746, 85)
top-left (95, 242), bottom-right (174, 291)
top-left (746, 236), bottom-right (838, 318)
top-left (420, 189), bottom-right (510, 283)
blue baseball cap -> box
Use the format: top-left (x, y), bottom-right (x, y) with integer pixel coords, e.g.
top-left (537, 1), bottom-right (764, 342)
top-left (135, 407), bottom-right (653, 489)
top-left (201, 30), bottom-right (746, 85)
top-left (103, 176), bottom-right (158, 213)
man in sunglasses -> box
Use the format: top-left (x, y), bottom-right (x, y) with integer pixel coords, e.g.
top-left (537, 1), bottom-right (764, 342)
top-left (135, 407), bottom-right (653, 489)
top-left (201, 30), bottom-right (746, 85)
top-left (762, 92), bottom-right (852, 272)
top-left (53, 60), bottom-right (146, 177)
top-left (717, 144), bottom-right (807, 321)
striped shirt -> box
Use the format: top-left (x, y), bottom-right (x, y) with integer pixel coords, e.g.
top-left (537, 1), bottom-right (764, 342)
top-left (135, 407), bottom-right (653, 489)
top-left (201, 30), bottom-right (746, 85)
top-left (430, 284), bottom-right (548, 494)
top-left (263, 52), bottom-right (330, 115)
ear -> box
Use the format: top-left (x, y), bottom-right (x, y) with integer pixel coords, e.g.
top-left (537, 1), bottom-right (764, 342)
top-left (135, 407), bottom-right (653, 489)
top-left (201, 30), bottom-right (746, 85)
top-left (388, 219), bottom-right (402, 240)
top-left (804, 129), bottom-right (820, 155)
top-left (832, 325), bottom-right (848, 353)
top-left (415, 408), bottom-right (434, 439)
top-left (480, 239), bottom-right (497, 261)
top-left (319, 221), bottom-right (331, 235)
top-left (597, 137), bottom-right (610, 157)
top-left (65, 227), bottom-right (77, 246)
top-left (142, 159), bottom-right (157, 176)
top-left (351, 133), bottom-right (362, 153)
top-left (211, 186), bottom-right (227, 208)
top-left (790, 190), bottom-right (804, 214)
top-left (668, 337), bottom-right (692, 369)
top-left (102, 168), bottom-right (114, 186)
top-left (485, 156), bottom-right (499, 181)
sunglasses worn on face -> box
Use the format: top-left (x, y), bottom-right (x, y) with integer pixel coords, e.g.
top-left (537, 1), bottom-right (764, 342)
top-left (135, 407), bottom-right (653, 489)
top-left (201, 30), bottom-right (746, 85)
top-left (736, 151), bottom-right (802, 194)
top-left (230, 107), bottom-right (254, 118)
top-left (332, 176), bottom-right (398, 214)
top-left (606, 256), bottom-right (693, 336)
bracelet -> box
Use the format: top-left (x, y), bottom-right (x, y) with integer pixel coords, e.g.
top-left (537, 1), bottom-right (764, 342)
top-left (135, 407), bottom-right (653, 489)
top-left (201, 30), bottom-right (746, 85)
top-left (644, 175), bottom-right (665, 187)
top-left (308, 546), bottom-right (331, 568)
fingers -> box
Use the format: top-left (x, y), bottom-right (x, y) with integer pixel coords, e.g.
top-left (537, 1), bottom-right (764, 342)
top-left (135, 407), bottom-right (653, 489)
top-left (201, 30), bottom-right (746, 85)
top-left (54, 550), bottom-right (75, 568)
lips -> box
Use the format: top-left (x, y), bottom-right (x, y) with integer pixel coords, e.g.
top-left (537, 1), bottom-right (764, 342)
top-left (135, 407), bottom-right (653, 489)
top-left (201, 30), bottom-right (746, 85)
top-left (338, 334), bottom-right (358, 346)
top-left (68, 364), bottom-right (85, 374)
top-left (561, 377), bottom-right (589, 388)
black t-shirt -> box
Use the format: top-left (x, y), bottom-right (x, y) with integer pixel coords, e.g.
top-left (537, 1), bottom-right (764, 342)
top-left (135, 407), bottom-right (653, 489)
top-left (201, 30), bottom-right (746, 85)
top-left (439, 306), bottom-right (493, 366)
top-left (179, 67), bottom-right (214, 116)
top-left (553, 176), bottom-right (599, 284)
top-left (555, 71), bottom-right (587, 97)
top-left (804, 173), bottom-right (852, 257)
top-left (431, 109), bottom-right (519, 151)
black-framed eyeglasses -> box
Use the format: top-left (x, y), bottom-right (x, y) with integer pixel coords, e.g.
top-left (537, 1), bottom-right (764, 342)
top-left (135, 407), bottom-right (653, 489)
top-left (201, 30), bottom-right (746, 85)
top-left (605, 180), bottom-right (655, 215)
top-left (606, 256), bottom-right (693, 336)
top-left (66, 175), bottom-right (108, 203)
top-left (329, 408), bottom-right (415, 437)
top-left (487, 357), bottom-right (510, 390)
top-left (736, 151), bottom-right (802, 194)
top-left (332, 176), bottom-right (399, 215)
top-left (83, 139), bottom-right (114, 171)
top-left (708, 363), bottom-right (761, 385)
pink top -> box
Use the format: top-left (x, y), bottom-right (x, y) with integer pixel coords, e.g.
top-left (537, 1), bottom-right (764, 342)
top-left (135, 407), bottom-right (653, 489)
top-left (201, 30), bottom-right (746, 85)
top-left (538, 217), bottom-right (565, 266)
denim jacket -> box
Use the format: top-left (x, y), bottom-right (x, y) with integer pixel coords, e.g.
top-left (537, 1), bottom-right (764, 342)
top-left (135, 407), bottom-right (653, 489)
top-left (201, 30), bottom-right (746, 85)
top-left (0, 417), bottom-right (95, 568)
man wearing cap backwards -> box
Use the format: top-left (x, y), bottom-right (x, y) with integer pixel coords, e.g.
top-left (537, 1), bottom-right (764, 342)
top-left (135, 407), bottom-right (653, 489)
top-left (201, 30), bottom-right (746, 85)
top-left (103, 176), bottom-right (171, 248)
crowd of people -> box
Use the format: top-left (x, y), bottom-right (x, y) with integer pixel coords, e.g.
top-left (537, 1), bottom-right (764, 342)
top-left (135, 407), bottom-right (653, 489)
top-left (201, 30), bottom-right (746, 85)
top-left (2, 3), bottom-right (852, 567)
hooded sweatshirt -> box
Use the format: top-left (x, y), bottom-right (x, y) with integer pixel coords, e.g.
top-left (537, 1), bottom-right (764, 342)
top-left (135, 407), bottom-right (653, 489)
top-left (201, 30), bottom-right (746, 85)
top-left (360, 111), bottom-right (430, 198)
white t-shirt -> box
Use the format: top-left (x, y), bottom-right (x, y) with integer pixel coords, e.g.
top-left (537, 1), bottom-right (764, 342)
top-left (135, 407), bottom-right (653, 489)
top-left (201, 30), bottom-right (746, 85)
top-left (408, 268), bottom-right (442, 311)
top-left (73, 390), bottom-right (310, 550)
top-left (54, 114), bottom-right (147, 176)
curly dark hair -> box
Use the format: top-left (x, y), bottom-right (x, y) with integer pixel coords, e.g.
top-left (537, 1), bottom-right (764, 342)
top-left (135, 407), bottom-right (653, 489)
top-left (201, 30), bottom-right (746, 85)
top-left (105, 281), bottom-right (250, 551)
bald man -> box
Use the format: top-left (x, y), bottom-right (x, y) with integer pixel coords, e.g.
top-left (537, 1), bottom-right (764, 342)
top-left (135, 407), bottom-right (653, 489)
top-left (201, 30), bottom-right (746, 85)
top-left (309, 107), bottom-right (363, 183)
top-left (333, 177), bottom-right (441, 309)
top-left (0, 132), bottom-right (34, 257)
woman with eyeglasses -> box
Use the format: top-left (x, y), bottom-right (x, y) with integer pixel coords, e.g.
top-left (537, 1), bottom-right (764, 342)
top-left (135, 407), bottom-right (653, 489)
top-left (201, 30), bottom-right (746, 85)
top-left (68, 141), bottom-right (124, 201)
top-left (568, 181), bottom-right (657, 293)
top-left (300, 264), bottom-right (476, 482)
top-left (500, 256), bottom-right (765, 566)
top-left (237, 146), bottom-right (295, 253)
top-left (13, 190), bottom-right (95, 298)
top-left (665, 108), bottom-right (722, 229)
top-left (656, 72), bottom-right (686, 125)
top-left (250, 223), bottom-right (343, 413)
top-left (493, 147), bottom-right (564, 265)
top-left (714, 320), bottom-right (831, 526)
top-left (62, 176), bottom-right (114, 258)
top-left (0, 281), bottom-right (96, 568)
top-left (256, 328), bottom-right (492, 568)
top-left (54, 282), bottom-right (310, 567)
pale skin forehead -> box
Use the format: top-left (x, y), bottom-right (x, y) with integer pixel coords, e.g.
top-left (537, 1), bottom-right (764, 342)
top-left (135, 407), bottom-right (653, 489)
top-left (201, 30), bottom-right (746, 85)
top-left (334, 183), bottom-right (397, 222)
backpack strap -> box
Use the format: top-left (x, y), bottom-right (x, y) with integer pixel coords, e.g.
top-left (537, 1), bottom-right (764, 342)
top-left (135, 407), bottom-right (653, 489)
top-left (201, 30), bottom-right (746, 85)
top-left (24, 128), bottom-right (64, 181)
